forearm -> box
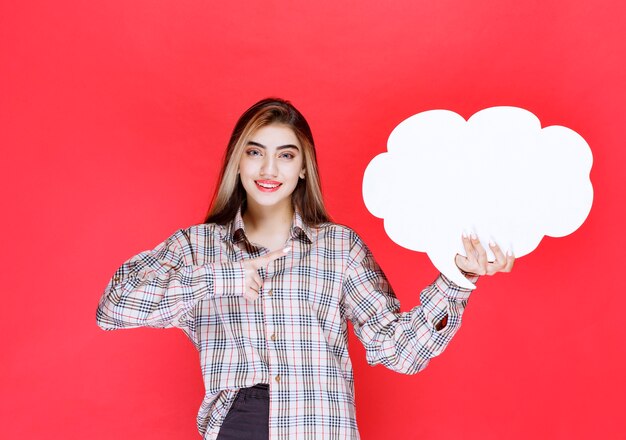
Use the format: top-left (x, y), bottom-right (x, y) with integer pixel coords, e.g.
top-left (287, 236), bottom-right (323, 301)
top-left (96, 230), bottom-right (245, 330)
top-left (97, 261), bottom-right (246, 330)
top-left (356, 274), bottom-right (473, 375)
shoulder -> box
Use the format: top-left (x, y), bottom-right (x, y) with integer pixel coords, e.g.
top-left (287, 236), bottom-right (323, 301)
top-left (312, 221), bottom-right (367, 249)
top-left (165, 222), bottom-right (227, 250)
top-left (185, 222), bottom-right (227, 238)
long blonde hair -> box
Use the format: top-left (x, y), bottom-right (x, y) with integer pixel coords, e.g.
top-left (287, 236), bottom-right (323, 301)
top-left (204, 98), bottom-right (330, 225)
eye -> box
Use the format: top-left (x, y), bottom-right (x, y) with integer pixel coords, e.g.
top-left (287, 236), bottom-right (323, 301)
top-left (279, 151), bottom-right (296, 159)
top-left (246, 148), bottom-right (262, 157)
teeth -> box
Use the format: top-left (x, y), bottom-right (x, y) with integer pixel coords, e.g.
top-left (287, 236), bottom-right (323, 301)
top-left (257, 182), bottom-right (280, 189)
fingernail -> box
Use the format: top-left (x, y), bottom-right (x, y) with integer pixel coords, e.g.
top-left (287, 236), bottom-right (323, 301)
top-left (283, 246), bottom-right (291, 253)
top-left (489, 240), bottom-right (496, 247)
top-left (471, 232), bottom-right (478, 240)
top-left (507, 250), bottom-right (514, 257)
top-left (462, 230), bottom-right (468, 238)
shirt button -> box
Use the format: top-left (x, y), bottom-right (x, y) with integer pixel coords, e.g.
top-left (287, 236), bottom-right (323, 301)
top-left (267, 289), bottom-right (273, 296)
top-left (274, 374), bottom-right (281, 383)
top-left (270, 333), bottom-right (277, 341)
top-left (113, 276), bottom-right (120, 282)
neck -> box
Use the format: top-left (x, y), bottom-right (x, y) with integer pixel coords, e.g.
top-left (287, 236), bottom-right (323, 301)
top-left (242, 199), bottom-right (294, 246)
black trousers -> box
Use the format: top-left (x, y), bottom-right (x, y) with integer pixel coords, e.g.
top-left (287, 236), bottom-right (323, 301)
top-left (216, 384), bottom-right (270, 440)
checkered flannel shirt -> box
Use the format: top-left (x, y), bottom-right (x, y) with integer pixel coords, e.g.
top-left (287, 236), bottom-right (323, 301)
top-left (97, 208), bottom-right (475, 439)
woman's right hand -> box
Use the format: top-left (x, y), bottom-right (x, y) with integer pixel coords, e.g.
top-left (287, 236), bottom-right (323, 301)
top-left (242, 247), bottom-right (291, 301)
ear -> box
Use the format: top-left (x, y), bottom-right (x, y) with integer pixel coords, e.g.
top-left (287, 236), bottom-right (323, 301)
top-left (299, 169), bottom-right (306, 179)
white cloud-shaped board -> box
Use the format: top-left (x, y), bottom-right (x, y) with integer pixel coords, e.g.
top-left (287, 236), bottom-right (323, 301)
top-left (362, 107), bottom-right (593, 289)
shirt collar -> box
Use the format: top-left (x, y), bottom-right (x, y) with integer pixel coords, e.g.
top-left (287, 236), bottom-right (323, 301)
top-left (225, 206), bottom-right (313, 245)
top-left (291, 208), bottom-right (313, 244)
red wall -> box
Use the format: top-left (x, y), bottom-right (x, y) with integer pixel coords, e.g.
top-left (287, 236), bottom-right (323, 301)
top-left (2, 1), bottom-right (625, 438)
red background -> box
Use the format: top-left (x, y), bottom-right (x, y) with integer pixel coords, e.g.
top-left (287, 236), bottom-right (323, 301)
top-left (2, 1), bottom-right (625, 438)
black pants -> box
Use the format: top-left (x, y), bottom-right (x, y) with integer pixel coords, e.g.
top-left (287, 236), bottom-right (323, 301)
top-left (217, 384), bottom-right (270, 440)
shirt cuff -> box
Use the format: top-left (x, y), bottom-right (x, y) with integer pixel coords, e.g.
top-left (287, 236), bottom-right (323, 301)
top-left (207, 261), bottom-right (246, 298)
top-left (434, 273), bottom-right (475, 301)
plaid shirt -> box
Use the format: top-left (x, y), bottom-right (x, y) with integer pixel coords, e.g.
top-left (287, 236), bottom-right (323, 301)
top-left (97, 208), bottom-right (474, 439)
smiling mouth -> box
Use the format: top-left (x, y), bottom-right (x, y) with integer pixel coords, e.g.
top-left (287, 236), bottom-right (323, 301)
top-left (255, 180), bottom-right (282, 192)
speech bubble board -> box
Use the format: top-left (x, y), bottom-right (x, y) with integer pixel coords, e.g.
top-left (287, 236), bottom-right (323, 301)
top-left (362, 107), bottom-right (593, 289)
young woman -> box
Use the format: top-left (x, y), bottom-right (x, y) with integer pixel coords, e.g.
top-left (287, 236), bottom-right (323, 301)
top-left (97, 98), bottom-right (514, 440)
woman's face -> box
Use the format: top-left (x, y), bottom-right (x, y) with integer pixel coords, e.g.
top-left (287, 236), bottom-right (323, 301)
top-left (238, 123), bottom-right (305, 211)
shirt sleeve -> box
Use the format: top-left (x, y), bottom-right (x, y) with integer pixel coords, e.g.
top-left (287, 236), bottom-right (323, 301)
top-left (341, 232), bottom-right (476, 375)
top-left (96, 228), bottom-right (246, 332)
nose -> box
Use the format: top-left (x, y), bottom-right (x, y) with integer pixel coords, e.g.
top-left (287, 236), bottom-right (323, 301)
top-left (260, 155), bottom-right (278, 177)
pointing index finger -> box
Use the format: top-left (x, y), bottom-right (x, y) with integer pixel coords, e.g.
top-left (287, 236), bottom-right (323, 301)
top-left (261, 246), bottom-right (291, 265)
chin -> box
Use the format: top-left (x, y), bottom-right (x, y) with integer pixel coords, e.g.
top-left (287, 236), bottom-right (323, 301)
top-left (245, 191), bottom-right (294, 210)
top-left (250, 197), bottom-right (290, 209)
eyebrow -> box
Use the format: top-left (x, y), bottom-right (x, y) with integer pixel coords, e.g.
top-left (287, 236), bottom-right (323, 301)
top-left (247, 141), bottom-right (300, 151)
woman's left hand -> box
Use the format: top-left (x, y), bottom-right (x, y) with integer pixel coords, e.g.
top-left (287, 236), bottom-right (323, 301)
top-left (455, 233), bottom-right (515, 276)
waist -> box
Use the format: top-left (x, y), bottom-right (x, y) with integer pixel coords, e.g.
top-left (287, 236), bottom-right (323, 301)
top-left (238, 383), bottom-right (269, 399)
